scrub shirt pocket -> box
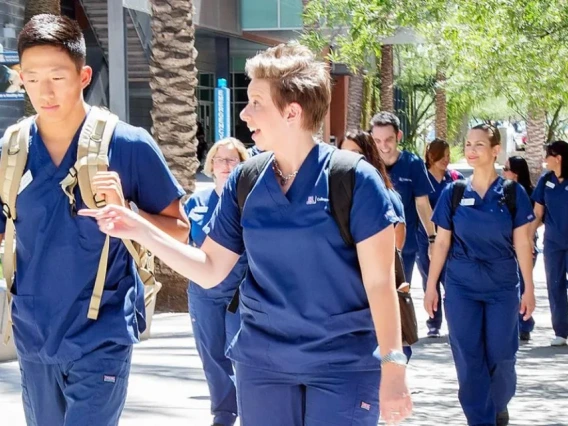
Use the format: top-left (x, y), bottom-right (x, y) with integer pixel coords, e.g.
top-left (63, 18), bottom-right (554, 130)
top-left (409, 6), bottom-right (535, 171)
top-left (11, 295), bottom-right (42, 354)
top-left (351, 384), bottom-right (380, 426)
top-left (75, 215), bottom-right (106, 251)
top-left (229, 296), bottom-right (272, 367)
top-left (325, 308), bottom-right (377, 368)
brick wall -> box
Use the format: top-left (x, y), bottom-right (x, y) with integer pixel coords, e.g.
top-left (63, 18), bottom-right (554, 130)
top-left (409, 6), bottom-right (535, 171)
top-left (0, 0), bottom-right (25, 135)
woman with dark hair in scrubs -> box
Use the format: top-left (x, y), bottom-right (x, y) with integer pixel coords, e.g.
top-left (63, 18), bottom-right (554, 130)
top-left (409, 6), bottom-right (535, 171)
top-left (530, 140), bottom-right (568, 347)
top-left (416, 139), bottom-right (463, 338)
top-left (184, 137), bottom-right (249, 426)
top-left (503, 155), bottom-right (536, 341)
top-left (81, 43), bottom-right (412, 426)
top-left (425, 124), bottom-right (536, 426)
top-left (339, 130), bottom-right (406, 250)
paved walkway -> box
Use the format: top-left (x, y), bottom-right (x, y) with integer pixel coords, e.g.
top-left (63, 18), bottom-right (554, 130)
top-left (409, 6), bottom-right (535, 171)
top-left (1, 233), bottom-right (567, 424)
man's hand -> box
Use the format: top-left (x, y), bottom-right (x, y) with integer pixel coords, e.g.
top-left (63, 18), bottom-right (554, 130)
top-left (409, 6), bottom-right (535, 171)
top-left (92, 171), bottom-right (126, 207)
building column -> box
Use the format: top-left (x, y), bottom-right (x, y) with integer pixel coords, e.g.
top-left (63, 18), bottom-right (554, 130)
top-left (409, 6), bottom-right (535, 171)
top-left (108, 1), bottom-right (129, 121)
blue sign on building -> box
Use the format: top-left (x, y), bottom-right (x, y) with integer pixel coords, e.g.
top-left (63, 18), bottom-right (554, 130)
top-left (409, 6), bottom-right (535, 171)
top-left (214, 78), bottom-right (231, 141)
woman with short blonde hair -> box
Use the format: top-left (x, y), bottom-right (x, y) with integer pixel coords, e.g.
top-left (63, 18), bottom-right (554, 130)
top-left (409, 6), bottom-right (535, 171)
top-left (183, 137), bottom-right (248, 426)
top-left (202, 137), bottom-right (248, 179)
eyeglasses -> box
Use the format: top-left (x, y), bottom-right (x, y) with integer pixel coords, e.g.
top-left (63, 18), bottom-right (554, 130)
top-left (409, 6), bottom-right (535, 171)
top-left (213, 157), bottom-right (240, 166)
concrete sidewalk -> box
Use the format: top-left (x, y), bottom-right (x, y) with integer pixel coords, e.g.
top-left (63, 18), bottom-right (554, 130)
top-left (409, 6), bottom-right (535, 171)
top-left (1, 255), bottom-right (568, 425)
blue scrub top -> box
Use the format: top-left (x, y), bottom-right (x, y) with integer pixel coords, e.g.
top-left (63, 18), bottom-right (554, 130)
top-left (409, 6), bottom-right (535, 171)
top-left (207, 143), bottom-right (397, 374)
top-left (532, 172), bottom-right (568, 250)
top-left (417, 169), bottom-right (463, 247)
top-left (387, 150), bottom-right (433, 254)
top-left (432, 177), bottom-right (535, 295)
top-left (184, 188), bottom-right (247, 298)
top-left (0, 117), bottom-right (185, 364)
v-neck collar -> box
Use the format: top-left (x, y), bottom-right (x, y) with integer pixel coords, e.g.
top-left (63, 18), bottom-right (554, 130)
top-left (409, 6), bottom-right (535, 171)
top-left (428, 169), bottom-right (449, 185)
top-left (264, 143), bottom-right (321, 207)
top-left (466, 175), bottom-right (502, 202)
top-left (32, 115), bottom-right (86, 178)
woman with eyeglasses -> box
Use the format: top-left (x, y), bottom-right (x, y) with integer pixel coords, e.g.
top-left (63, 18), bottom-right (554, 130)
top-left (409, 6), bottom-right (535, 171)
top-left (503, 156), bottom-right (537, 342)
top-left (530, 140), bottom-right (568, 347)
top-left (184, 137), bottom-right (249, 426)
top-left (425, 124), bottom-right (535, 425)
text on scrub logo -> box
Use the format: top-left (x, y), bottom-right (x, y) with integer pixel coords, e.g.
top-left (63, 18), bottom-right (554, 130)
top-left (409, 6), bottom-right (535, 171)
top-left (306, 196), bottom-right (329, 205)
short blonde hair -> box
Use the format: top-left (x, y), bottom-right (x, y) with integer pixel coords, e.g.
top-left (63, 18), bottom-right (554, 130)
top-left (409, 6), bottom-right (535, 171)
top-left (203, 137), bottom-right (249, 178)
top-left (245, 42), bottom-right (331, 133)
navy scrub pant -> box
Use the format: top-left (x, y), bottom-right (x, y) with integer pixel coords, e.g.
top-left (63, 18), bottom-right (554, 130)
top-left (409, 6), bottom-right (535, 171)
top-left (18, 343), bottom-right (132, 426)
top-left (235, 363), bottom-right (381, 426)
top-left (444, 289), bottom-right (519, 426)
top-left (417, 243), bottom-right (444, 331)
top-left (189, 293), bottom-right (240, 426)
top-left (543, 246), bottom-right (568, 338)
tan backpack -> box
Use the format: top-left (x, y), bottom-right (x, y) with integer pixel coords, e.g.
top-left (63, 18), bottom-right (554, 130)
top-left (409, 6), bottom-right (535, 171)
top-left (0, 106), bottom-right (161, 344)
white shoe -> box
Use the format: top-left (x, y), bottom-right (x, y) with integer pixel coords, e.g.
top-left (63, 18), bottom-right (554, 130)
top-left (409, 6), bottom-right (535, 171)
top-left (551, 336), bottom-right (567, 346)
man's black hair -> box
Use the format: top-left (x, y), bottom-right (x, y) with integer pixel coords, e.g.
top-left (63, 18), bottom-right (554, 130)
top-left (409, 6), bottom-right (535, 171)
top-left (18, 14), bottom-right (86, 69)
top-left (370, 111), bottom-right (400, 134)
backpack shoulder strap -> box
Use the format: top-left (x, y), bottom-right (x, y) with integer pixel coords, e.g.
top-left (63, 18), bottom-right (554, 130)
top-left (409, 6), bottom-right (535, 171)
top-left (329, 149), bottom-right (363, 247)
top-left (58, 106), bottom-right (119, 321)
top-left (503, 179), bottom-right (517, 218)
top-left (237, 151), bottom-right (272, 212)
top-left (451, 180), bottom-right (467, 216)
top-left (0, 116), bottom-right (34, 343)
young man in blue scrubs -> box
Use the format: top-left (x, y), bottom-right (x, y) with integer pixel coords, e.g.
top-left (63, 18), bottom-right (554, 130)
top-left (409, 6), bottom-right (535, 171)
top-left (0, 15), bottom-right (187, 425)
top-left (82, 43), bottom-right (413, 426)
top-left (425, 124), bottom-right (535, 426)
top-left (371, 112), bottom-right (435, 283)
top-left (531, 140), bottom-right (568, 346)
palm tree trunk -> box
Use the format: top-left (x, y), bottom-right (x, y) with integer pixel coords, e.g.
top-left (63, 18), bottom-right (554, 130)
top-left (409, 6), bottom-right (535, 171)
top-left (24, 0), bottom-right (61, 116)
top-left (526, 107), bottom-right (546, 184)
top-left (149, 0), bottom-right (200, 312)
top-left (435, 70), bottom-right (447, 140)
top-left (380, 44), bottom-right (394, 112)
top-left (346, 71), bottom-right (364, 131)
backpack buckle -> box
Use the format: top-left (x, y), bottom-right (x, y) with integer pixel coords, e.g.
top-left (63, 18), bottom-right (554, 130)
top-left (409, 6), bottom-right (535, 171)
top-left (90, 135), bottom-right (102, 144)
top-left (94, 195), bottom-right (106, 208)
top-left (2, 203), bottom-right (12, 219)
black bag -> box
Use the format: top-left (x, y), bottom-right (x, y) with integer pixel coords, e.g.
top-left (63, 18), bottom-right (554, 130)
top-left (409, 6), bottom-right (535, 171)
top-left (231, 149), bottom-right (420, 345)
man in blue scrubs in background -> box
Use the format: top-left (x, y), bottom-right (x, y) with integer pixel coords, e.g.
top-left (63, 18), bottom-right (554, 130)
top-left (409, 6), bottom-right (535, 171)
top-left (371, 112), bottom-right (435, 283)
top-left (0, 15), bottom-right (188, 425)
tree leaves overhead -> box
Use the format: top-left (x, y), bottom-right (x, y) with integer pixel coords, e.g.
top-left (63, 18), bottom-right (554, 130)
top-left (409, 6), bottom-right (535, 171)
top-left (302, 0), bottom-right (568, 116)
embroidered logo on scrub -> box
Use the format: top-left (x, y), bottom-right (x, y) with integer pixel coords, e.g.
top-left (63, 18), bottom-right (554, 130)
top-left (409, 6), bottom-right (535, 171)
top-left (103, 375), bottom-right (116, 383)
top-left (306, 196), bottom-right (329, 205)
top-left (360, 401), bottom-right (371, 411)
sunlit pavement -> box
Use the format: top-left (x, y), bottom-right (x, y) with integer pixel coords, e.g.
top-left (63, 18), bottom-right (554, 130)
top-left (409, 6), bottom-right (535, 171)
top-left (1, 198), bottom-right (567, 425)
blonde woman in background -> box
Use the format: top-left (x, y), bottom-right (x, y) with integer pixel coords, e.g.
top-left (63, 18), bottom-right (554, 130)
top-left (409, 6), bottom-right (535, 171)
top-left (184, 138), bottom-right (249, 426)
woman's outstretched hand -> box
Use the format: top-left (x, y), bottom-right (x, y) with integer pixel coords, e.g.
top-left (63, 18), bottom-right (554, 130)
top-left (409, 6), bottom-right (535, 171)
top-left (79, 205), bottom-right (149, 242)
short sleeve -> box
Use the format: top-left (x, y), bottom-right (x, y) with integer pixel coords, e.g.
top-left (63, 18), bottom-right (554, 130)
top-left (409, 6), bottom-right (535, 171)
top-left (431, 185), bottom-right (454, 231)
top-left (124, 126), bottom-right (185, 214)
top-left (513, 183), bottom-right (535, 229)
top-left (206, 168), bottom-right (244, 255)
top-left (388, 189), bottom-right (405, 224)
top-left (350, 160), bottom-right (398, 244)
top-left (532, 174), bottom-right (546, 206)
top-left (410, 157), bottom-right (434, 197)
